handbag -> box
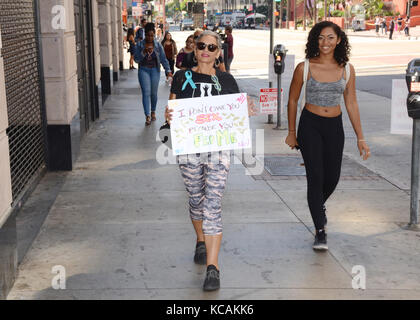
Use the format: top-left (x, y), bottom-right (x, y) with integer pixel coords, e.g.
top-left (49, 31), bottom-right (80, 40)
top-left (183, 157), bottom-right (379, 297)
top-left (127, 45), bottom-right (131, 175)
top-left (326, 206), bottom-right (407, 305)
top-left (159, 121), bottom-right (172, 148)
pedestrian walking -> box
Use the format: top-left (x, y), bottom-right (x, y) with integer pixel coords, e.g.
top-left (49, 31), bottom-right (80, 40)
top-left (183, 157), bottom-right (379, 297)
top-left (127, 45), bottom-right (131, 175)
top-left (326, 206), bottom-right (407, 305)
top-left (127, 28), bottom-right (136, 70)
top-left (161, 31), bottom-right (178, 74)
top-left (176, 34), bottom-right (194, 69)
top-left (381, 16), bottom-right (387, 35)
top-left (135, 18), bottom-right (147, 43)
top-left (285, 21), bottom-right (370, 251)
top-left (404, 17), bottom-right (410, 37)
top-left (224, 25), bottom-right (234, 72)
top-left (374, 16), bottom-right (380, 36)
top-left (134, 23), bottom-right (173, 126)
top-left (389, 17), bottom-right (395, 40)
top-left (164, 30), bottom-right (256, 291)
top-left (397, 15), bottom-right (403, 34)
top-left (155, 27), bottom-right (163, 42)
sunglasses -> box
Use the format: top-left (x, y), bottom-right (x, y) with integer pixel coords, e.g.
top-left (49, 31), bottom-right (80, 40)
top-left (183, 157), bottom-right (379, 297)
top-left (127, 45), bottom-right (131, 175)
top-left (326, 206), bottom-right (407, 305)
top-left (196, 42), bottom-right (218, 52)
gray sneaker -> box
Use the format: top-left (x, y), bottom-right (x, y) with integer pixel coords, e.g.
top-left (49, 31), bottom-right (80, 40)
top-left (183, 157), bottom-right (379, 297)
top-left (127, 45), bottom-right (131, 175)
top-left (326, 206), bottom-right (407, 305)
top-left (203, 265), bottom-right (220, 291)
top-left (313, 229), bottom-right (328, 251)
top-left (194, 241), bottom-right (207, 265)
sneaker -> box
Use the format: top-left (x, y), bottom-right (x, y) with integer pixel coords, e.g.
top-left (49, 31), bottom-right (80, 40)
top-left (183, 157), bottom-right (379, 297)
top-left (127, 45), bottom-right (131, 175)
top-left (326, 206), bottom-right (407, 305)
top-left (203, 265), bottom-right (220, 291)
top-left (313, 229), bottom-right (328, 251)
top-left (194, 241), bottom-right (206, 265)
top-left (323, 205), bottom-right (328, 226)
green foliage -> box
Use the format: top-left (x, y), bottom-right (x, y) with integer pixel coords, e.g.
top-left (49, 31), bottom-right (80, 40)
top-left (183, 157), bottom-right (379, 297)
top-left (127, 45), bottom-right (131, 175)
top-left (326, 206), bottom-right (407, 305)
top-left (332, 10), bottom-right (344, 17)
top-left (362, 0), bottom-right (384, 19)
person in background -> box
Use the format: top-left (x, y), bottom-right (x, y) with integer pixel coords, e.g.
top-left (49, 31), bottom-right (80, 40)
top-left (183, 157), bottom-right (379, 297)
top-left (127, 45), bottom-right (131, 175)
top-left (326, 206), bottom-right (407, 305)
top-left (374, 16), bottom-right (380, 36)
top-left (134, 23), bottom-right (173, 126)
top-left (176, 34), bottom-right (194, 70)
top-left (127, 28), bottom-right (136, 70)
top-left (381, 16), bottom-right (387, 35)
top-left (135, 18), bottom-right (147, 43)
top-left (397, 15), bottom-right (403, 34)
top-left (224, 25), bottom-right (234, 73)
top-left (389, 17), bottom-right (395, 40)
top-left (156, 27), bottom-right (163, 42)
top-left (161, 31), bottom-right (178, 74)
top-left (404, 16), bottom-right (410, 37)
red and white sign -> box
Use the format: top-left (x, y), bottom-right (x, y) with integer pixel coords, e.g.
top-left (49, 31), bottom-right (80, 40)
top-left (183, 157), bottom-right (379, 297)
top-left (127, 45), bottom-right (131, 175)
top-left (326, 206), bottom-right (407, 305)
top-left (259, 88), bottom-right (283, 115)
top-left (411, 82), bottom-right (420, 92)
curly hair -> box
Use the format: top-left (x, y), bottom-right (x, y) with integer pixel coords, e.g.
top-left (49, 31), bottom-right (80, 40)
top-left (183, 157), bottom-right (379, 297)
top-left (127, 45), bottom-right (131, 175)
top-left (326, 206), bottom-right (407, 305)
top-left (144, 22), bottom-right (155, 34)
top-left (305, 21), bottom-right (351, 66)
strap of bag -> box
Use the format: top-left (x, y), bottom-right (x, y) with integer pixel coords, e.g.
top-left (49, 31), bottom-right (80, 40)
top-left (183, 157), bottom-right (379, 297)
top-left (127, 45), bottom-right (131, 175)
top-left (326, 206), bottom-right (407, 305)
top-left (345, 63), bottom-right (350, 86)
top-left (300, 59), bottom-right (309, 112)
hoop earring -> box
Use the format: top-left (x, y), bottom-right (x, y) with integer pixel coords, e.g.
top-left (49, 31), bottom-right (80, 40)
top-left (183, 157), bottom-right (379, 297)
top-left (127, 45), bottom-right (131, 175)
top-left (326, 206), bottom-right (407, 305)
top-left (214, 58), bottom-right (220, 68)
top-left (193, 56), bottom-right (197, 63)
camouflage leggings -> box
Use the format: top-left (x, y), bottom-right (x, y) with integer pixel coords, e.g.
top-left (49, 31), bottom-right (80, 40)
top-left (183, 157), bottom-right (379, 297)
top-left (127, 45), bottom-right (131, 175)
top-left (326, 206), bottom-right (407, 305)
top-left (179, 153), bottom-right (230, 235)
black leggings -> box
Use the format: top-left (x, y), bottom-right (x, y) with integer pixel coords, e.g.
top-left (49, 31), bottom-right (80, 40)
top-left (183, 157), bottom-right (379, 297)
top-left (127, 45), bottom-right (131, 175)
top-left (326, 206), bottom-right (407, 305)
top-left (297, 108), bottom-right (345, 230)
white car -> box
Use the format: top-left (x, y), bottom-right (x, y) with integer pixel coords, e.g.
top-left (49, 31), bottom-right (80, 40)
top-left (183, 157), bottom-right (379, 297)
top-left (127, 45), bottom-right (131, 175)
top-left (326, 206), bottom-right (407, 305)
top-left (181, 18), bottom-right (194, 31)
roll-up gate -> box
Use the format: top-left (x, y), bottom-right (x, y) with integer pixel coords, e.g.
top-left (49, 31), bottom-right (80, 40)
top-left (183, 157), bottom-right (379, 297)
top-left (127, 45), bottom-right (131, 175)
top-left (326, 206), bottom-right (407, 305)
top-left (0, 0), bottom-right (46, 202)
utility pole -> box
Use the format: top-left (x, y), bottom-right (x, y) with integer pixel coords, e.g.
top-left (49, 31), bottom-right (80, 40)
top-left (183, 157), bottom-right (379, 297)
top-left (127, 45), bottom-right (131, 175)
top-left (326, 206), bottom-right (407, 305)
top-left (303, 0), bottom-right (306, 30)
top-left (286, 0), bottom-right (290, 28)
top-left (324, 0), bottom-right (327, 20)
top-left (294, 0), bottom-right (296, 29)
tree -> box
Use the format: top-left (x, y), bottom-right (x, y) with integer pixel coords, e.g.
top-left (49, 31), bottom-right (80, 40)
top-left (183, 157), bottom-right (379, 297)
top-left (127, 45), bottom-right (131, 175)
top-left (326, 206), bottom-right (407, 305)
top-left (362, 0), bottom-right (384, 19)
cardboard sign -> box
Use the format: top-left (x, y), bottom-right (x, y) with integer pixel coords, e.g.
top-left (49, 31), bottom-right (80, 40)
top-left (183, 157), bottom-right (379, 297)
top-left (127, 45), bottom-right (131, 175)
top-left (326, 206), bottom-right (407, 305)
top-left (391, 79), bottom-right (412, 135)
top-left (169, 93), bottom-right (251, 156)
top-left (259, 88), bottom-right (283, 114)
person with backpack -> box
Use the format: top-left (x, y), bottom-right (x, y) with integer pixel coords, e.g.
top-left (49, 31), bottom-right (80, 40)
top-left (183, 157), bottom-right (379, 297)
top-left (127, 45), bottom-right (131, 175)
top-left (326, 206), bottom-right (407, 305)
top-left (285, 21), bottom-right (370, 251)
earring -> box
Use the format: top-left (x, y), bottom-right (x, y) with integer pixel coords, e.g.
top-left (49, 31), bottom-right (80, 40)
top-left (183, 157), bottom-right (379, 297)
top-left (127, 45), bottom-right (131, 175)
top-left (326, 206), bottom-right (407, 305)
top-left (214, 58), bottom-right (220, 68)
top-left (193, 55), bottom-right (197, 63)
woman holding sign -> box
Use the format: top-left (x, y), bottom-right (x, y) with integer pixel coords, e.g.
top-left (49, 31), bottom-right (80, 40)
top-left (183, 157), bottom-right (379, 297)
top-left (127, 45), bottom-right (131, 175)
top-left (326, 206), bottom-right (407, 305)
top-left (165, 30), bottom-right (256, 291)
top-left (285, 21), bottom-right (370, 251)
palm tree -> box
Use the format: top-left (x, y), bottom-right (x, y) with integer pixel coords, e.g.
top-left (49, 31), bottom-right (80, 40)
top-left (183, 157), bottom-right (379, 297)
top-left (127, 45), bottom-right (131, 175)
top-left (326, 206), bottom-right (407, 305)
top-left (362, 0), bottom-right (384, 19)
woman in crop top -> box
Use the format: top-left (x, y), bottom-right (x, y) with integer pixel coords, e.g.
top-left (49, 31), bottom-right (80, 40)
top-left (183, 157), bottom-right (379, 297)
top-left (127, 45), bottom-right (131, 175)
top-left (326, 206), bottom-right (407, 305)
top-left (285, 21), bottom-right (370, 251)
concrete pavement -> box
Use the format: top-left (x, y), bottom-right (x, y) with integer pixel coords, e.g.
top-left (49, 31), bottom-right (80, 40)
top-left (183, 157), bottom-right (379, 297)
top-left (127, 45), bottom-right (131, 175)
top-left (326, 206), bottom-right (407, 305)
top-left (7, 61), bottom-right (420, 299)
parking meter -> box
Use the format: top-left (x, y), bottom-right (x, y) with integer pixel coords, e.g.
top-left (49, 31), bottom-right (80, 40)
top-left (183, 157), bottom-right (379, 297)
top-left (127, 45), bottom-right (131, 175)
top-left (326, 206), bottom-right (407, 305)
top-left (406, 59), bottom-right (420, 119)
top-left (406, 59), bottom-right (420, 227)
top-left (273, 44), bottom-right (287, 74)
top-left (272, 44), bottom-right (287, 130)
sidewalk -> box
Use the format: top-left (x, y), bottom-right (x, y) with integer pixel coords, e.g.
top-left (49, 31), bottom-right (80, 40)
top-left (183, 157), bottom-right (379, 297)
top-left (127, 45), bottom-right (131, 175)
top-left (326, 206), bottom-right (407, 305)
top-left (7, 66), bottom-right (420, 299)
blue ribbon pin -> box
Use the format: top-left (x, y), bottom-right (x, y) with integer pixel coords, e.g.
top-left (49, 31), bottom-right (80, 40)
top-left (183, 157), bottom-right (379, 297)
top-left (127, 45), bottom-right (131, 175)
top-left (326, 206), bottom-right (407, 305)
top-left (182, 71), bottom-right (197, 91)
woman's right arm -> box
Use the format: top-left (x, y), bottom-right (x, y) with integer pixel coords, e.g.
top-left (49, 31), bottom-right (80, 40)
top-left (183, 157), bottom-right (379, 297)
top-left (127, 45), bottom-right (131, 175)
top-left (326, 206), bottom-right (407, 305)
top-left (285, 62), bottom-right (304, 149)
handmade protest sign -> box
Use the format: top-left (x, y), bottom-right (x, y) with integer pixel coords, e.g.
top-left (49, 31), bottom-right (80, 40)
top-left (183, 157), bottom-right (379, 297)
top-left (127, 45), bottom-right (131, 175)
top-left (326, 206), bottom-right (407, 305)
top-left (169, 93), bottom-right (251, 156)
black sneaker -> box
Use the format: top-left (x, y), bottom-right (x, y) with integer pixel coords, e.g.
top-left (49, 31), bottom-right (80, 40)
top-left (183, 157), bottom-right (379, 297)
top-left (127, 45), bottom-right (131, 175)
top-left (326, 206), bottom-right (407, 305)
top-left (203, 265), bottom-right (220, 291)
top-left (313, 229), bottom-right (328, 251)
top-left (194, 241), bottom-right (207, 265)
top-left (323, 205), bottom-right (328, 226)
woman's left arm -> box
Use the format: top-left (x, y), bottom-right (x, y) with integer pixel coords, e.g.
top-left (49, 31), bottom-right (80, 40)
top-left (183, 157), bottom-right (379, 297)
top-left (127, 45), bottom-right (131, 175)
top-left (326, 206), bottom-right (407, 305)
top-left (343, 63), bottom-right (370, 160)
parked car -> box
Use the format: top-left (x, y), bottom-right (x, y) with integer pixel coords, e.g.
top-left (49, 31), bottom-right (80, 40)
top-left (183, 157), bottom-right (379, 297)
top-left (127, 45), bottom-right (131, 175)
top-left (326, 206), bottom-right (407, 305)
top-left (181, 18), bottom-right (194, 31)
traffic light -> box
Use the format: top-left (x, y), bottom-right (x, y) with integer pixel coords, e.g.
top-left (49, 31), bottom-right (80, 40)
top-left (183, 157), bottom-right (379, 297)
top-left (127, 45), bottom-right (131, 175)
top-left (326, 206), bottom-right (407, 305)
top-left (412, 0), bottom-right (418, 6)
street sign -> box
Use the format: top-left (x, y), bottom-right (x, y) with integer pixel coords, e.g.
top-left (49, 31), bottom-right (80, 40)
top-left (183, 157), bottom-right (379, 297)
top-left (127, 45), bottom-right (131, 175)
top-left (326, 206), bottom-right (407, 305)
top-left (259, 88), bottom-right (283, 115)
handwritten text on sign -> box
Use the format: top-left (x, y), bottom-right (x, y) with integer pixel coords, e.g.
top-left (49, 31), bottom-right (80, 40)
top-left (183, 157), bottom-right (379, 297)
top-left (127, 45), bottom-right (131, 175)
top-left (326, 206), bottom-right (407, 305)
top-left (169, 93), bottom-right (251, 156)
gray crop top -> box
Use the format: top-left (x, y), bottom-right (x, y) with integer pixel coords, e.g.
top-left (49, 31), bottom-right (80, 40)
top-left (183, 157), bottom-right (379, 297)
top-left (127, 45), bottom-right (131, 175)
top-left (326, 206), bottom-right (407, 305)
top-left (305, 65), bottom-right (346, 107)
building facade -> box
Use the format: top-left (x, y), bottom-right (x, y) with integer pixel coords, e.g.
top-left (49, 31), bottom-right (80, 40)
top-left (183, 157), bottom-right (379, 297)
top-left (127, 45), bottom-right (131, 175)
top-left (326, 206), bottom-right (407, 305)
top-left (0, 0), bottom-right (124, 299)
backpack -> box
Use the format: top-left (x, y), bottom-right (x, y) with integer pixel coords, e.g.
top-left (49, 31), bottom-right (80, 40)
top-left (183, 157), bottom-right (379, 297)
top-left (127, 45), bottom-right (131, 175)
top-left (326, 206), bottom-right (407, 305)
top-left (300, 59), bottom-right (350, 111)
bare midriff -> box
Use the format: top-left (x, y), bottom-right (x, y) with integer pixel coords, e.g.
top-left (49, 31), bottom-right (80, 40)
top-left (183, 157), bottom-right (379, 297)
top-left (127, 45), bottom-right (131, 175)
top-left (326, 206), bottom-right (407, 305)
top-left (305, 103), bottom-right (342, 117)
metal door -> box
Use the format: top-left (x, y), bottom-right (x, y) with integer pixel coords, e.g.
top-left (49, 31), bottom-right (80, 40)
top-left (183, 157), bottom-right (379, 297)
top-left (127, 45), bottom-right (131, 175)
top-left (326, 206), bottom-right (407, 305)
top-left (0, 0), bottom-right (46, 202)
